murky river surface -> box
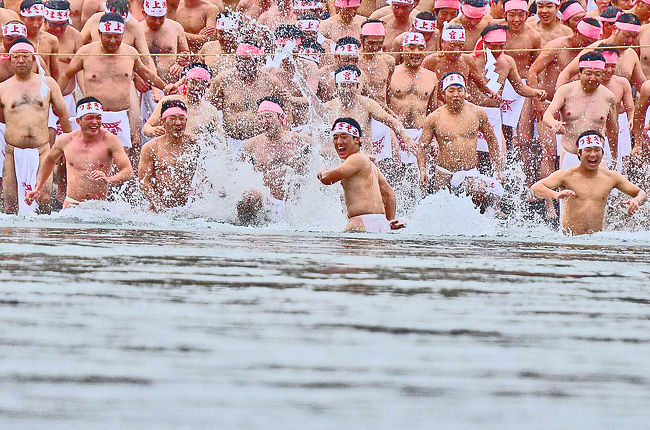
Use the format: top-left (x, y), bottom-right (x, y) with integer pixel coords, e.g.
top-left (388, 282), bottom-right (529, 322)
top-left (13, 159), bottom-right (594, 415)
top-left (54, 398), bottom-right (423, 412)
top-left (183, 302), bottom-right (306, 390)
top-left (2, 220), bottom-right (650, 429)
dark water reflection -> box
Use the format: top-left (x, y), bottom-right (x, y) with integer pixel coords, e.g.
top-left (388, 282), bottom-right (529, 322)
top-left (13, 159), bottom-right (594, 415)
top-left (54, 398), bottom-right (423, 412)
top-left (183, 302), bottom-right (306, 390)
top-left (1, 227), bottom-right (650, 428)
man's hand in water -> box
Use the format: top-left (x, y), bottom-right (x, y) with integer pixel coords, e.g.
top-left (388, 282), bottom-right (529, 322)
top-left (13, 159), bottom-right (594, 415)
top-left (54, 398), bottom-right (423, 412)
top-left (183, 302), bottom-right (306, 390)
top-left (623, 198), bottom-right (640, 215)
top-left (390, 219), bottom-right (406, 230)
top-left (555, 189), bottom-right (575, 199)
top-left (90, 170), bottom-right (110, 183)
top-left (25, 189), bottom-right (43, 205)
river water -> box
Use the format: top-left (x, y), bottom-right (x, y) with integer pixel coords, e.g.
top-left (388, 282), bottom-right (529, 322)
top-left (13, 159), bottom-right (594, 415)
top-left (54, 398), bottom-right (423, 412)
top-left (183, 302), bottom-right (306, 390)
top-left (1, 195), bottom-right (650, 429)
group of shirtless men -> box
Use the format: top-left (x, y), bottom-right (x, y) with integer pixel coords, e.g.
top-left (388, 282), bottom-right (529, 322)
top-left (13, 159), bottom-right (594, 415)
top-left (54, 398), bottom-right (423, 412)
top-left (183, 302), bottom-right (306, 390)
top-left (0, 0), bottom-right (648, 234)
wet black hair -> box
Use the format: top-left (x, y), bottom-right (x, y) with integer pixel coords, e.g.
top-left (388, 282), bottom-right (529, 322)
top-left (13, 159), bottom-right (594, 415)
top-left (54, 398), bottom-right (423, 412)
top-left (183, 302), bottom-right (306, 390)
top-left (20, 0), bottom-right (43, 10)
top-left (76, 96), bottom-right (102, 108)
top-left (184, 62), bottom-right (213, 77)
top-left (217, 10), bottom-right (237, 19)
top-left (335, 36), bottom-right (361, 48)
top-left (597, 43), bottom-right (620, 55)
top-left (576, 129), bottom-right (605, 156)
top-left (275, 24), bottom-right (304, 39)
top-left (335, 64), bottom-right (361, 77)
top-left (615, 13), bottom-right (640, 26)
top-left (332, 117), bottom-right (362, 138)
top-left (581, 16), bottom-right (600, 27)
top-left (9, 37), bottom-right (33, 49)
top-left (462, 0), bottom-right (488, 8)
top-left (45, 0), bottom-right (70, 10)
top-left (99, 12), bottom-right (124, 24)
top-left (600, 6), bottom-right (622, 20)
top-left (481, 23), bottom-right (508, 37)
top-left (161, 99), bottom-right (187, 116)
top-left (559, 0), bottom-right (584, 17)
top-left (415, 11), bottom-right (435, 20)
top-left (578, 51), bottom-right (605, 71)
top-left (297, 12), bottom-right (319, 20)
top-left (257, 96), bottom-right (284, 109)
top-left (300, 38), bottom-right (325, 52)
top-left (105, 0), bottom-right (129, 15)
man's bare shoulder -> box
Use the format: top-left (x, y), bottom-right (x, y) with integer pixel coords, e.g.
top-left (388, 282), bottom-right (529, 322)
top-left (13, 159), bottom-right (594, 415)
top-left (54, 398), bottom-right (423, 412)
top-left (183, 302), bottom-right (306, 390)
top-left (39, 30), bottom-right (58, 44)
top-left (168, 18), bottom-right (186, 33)
top-left (598, 84), bottom-right (617, 102)
top-left (142, 135), bottom-right (163, 152)
top-left (555, 80), bottom-right (577, 95)
top-left (120, 43), bottom-right (139, 55)
top-left (79, 41), bottom-right (101, 52)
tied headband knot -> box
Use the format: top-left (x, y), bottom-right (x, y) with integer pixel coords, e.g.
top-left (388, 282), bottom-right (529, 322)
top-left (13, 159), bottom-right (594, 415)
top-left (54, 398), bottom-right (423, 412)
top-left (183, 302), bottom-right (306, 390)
top-left (257, 100), bottom-right (287, 125)
top-left (332, 121), bottom-right (360, 138)
top-left (2, 23), bottom-right (28, 37)
top-left (579, 59), bottom-right (605, 70)
top-left (99, 20), bottom-right (124, 34)
top-left (601, 50), bottom-right (618, 65)
top-left (413, 18), bottom-right (436, 32)
top-left (576, 20), bottom-right (602, 40)
top-left (161, 106), bottom-right (187, 120)
top-left (402, 32), bottom-right (426, 47)
top-left (361, 22), bottom-right (385, 36)
top-left (21, 3), bottom-right (45, 17)
top-left (442, 73), bottom-right (466, 90)
top-left (77, 101), bottom-right (103, 117)
top-left (144, 0), bottom-right (167, 17)
top-left (577, 134), bottom-right (604, 150)
top-left (335, 43), bottom-right (360, 56)
top-left (335, 69), bottom-right (359, 84)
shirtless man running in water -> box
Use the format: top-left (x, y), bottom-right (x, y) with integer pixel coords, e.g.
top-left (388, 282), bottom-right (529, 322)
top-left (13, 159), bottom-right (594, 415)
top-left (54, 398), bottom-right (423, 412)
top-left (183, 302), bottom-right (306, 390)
top-left (318, 117), bottom-right (403, 233)
top-left (531, 130), bottom-right (646, 235)
top-left (26, 97), bottom-right (134, 208)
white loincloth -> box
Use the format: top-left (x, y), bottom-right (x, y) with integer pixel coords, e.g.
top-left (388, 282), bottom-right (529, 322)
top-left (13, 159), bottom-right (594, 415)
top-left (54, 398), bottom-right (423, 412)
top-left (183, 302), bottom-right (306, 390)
top-left (0, 122), bottom-right (5, 179)
top-left (140, 90), bottom-right (156, 144)
top-left (477, 106), bottom-right (503, 152)
top-left (100, 110), bottom-right (132, 148)
top-left (501, 78), bottom-right (526, 128)
top-left (610, 112), bottom-right (631, 170)
top-left (267, 196), bottom-right (285, 222)
top-left (227, 137), bottom-right (246, 159)
top-left (394, 128), bottom-right (420, 164)
top-left (47, 92), bottom-right (77, 135)
top-left (13, 147), bottom-right (40, 214)
top-left (359, 213), bottom-right (390, 233)
top-left (450, 168), bottom-right (504, 197)
top-left (371, 119), bottom-right (392, 163)
top-left (64, 196), bottom-right (81, 206)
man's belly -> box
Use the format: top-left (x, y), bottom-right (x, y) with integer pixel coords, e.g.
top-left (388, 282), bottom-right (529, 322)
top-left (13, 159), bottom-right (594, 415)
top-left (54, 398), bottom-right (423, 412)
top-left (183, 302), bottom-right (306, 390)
top-left (83, 82), bottom-right (132, 111)
top-left (3, 122), bottom-right (50, 148)
top-left (437, 141), bottom-right (480, 172)
top-left (66, 170), bottom-right (110, 202)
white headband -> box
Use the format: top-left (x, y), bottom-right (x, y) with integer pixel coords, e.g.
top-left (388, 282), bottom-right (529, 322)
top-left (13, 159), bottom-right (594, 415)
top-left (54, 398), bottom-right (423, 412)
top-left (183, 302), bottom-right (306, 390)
top-left (143, 0), bottom-right (167, 17)
top-left (297, 19), bottom-right (319, 32)
top-left (98, 20), bottom-right (124, 33)
top-left (298, 47), bottom-right (321, 64)
top-left (216, 16), bottom-right (238, 30)
top-left (441, 26), bottom-right (466, 42)
top-left (402, 31), bottom-right (426, 47)
top-left (294, 0), bottom-right (323, 9)
top-left (413, 17), bottom-right (436, 32)
top-left (20, 3), bottom-right (45, 17)
top-left (332, 121), bottom-right (360, 137)
top-left (76, 101), bottom-right (103, 117)
top-left (2, 22), bottom-right (28, 37)
top-left (335, 69), bottom-right (359, 84)
top-left (577, 133), bottom-right (605, 150)
top-left (44, 7), bottom-right (70, 22)
top-left (335, 43), bottom-right (360, 56)
top-left (442, 73), bottom-right (465, 90)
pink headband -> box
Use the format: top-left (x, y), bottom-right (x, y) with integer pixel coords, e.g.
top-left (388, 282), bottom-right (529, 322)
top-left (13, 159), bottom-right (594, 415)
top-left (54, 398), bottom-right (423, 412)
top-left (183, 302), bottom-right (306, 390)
top-left (9, 42), bottom-right (35, 54)
top-left (257, 100), bottom-right (287, 124)
top-left (236, 43), bottom-right (264, 56)
top-left (504, 0), bottom-right (528, 12)
top-left (461, 3), bottom-right (488, 18)
top-left (161, 106), bottom-right (187, 120)
top-left (577, 133), bottom-right (604, 150)
top-left (332, 121), bottom-right (360, 137)
top-left (402, 32), bottom-right (426, 47)
top-left (435, 0), bottom-right (460, 8)
top-left (335, 0), bottom-right (360, 7)
top-left (483, 28), bottom-right (507, 42)
top-left (392, 0), bottom-right (415, 4)
top-left (143, 0), bottom-right (167, 17)
top-left (361, 22), bottom-right (385, 36)
top-left (615, 21), bottom-right (641, 32)
top-left (413, 18), bottom-right (436, 32)
top-left (561, 3), bottom-right (585, 21)
top-left (186, 67), bottom-right (210, 81)
top-left (602, 50), bottom-right (619, 65)
top-left (76, 101), bottom-right (103, 117)
top-left (576, 20), bottom-right (601, 40)
top-left (2, 23), bottom-right (28, 37)
top-left (579, 59), bottom-right (605, 70)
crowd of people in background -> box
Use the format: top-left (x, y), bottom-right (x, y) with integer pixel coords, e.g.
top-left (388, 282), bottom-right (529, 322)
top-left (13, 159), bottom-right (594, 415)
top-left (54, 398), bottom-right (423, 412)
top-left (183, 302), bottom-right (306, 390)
top-left (0, 0), bottom-right (648, 234)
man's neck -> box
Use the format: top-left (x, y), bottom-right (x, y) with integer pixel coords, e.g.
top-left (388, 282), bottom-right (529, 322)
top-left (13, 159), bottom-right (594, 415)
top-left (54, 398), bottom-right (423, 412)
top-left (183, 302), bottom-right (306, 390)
top-left (540, 19), bottom-right (558, 29)
top-left (578, 165), bottom-right (599, 176)
top-left (403, 64), bottom-right (421, 74)
top-left (165, 134), bottom-right (185, 145)
top-left (14, 70), bottom-right (32, 81)
top-left (341, 94), bottom-right (357, 107)
top-left (266, 127), bottom-right (287, 142)
top-left (446, 101), bottom-right (464, 114)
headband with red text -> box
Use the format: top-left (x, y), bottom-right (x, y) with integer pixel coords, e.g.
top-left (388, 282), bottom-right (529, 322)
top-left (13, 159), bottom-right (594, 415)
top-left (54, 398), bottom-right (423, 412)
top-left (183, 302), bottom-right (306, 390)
top-left (99, 20), bottom-right (124, 34)
top-left (21, 3), bottom-right (45, 17)
top-left (413, 17), bottom-right (436, 32)
top-left (402, 32), bottom-right (426, 47)
top-left (144, 0), bottom-right (167, 17)
top-left (44, 7), bottom-right (70, 22)
top-left (2, 22), bottom-right (28, 37)
top-left (442, 73), bottom-right (466, 90)
top-left (77, 101), bottom-right (103, 117)
top-left (332, 121), bottom-right (360, 138)
top-left (577, 133), bottom-right (604, 150)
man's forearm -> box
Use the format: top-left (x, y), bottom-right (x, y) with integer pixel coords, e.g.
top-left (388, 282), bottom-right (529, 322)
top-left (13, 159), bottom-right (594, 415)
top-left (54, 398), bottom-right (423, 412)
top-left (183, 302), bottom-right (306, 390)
top-left (531, 183), bottom-right (558, 199)
top-left (109, 167), bottom-right (134, 184)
